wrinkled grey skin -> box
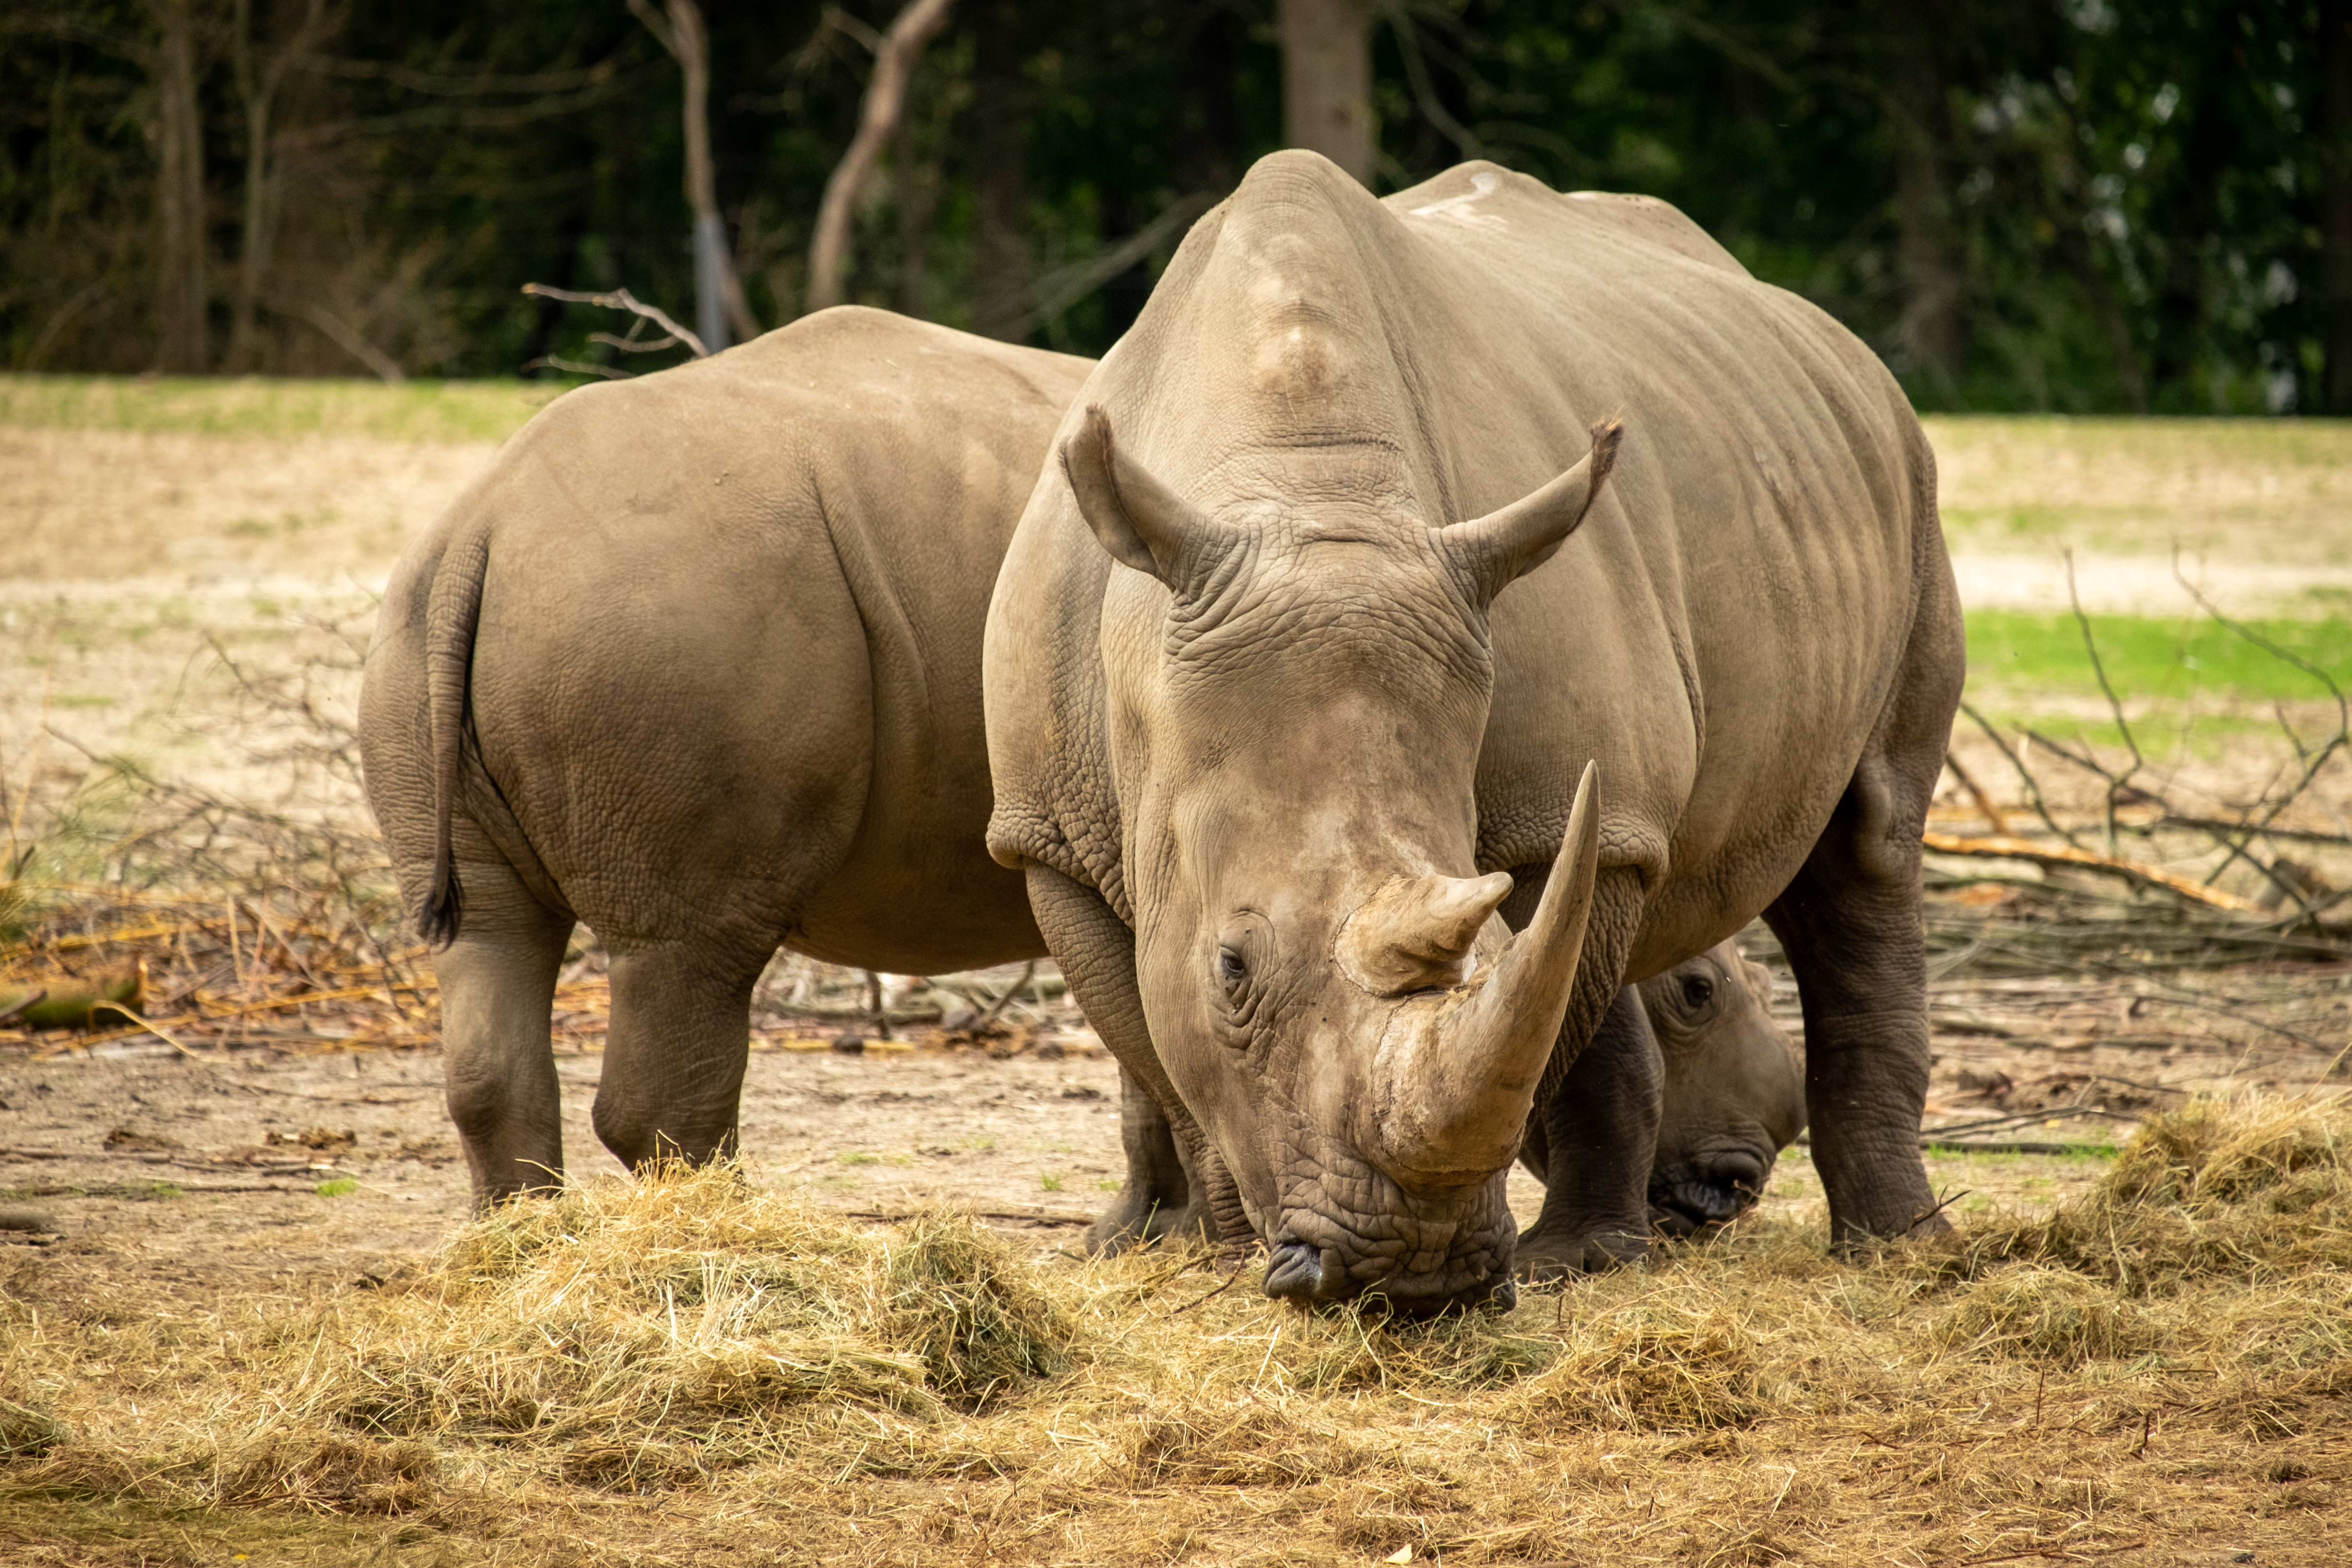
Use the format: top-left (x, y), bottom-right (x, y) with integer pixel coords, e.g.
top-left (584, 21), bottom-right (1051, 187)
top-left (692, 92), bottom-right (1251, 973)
top-left (1640, 942), bottom-right (1806, 1236)
top-left (1093, 938), bottom-right (1804, 1251)
top-left (986, 154), bottom-right (1963, 1314)
top-left (359, 308), bottom-right (1091, 1206)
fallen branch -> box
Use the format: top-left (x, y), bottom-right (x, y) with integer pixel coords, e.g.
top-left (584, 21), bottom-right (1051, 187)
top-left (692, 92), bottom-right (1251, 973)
top-left (2156, 814), bottom-right (2352, 849)
top-left (1922, 832), bottom-right (2264, 914)
top-left (1922, 1138), bottom-right (2114, 1157)
top-left (1942, 750), bottom-right (2009, 835)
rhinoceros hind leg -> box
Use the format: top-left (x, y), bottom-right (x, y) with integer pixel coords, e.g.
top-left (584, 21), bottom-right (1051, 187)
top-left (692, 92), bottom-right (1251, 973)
top-left (435, 854), bottom-right (575, 1210)
top-left (592, 935), bottom-right (772, 1172)
top-left (1515, 980), bottom-right (1663, 1280)
top-left (1763, 754), bottom-right (1945, 1248)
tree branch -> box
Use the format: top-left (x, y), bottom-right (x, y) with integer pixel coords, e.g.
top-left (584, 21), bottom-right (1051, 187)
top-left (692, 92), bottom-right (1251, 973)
top-left (807, 0), bottom-right (956, 313)
top-left (520, 283), bottom-right (707, 359)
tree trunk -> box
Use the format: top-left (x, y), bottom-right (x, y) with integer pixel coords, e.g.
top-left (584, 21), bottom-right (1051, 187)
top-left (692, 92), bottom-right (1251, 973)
top-left (807, 0), bottom-right (955, 314)
top-left (149, 0), bottom-right (208, 373)
top-left (227, 0), bottom-right (332, 374)
top-left (1278, 0), bottom-right (1373, 186)
top-left (2323, 0), bottom-right (2352, 413)
top-left (969, 0), bottom-right (1029, 339)
top-left (631, 0), bottom-right (757, 350)
top-left (1883, 1), bottom-right (1968, 387)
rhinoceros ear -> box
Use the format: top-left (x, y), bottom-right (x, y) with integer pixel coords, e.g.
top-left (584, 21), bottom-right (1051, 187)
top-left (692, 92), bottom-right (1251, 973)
top-left (1442, 417), bottom-right (1623, 601)
top-left (1059, 405), bottom-right (1215, 588)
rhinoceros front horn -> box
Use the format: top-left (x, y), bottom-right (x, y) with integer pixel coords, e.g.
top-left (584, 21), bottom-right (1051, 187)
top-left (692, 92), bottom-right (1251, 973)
top-left (1371, 761), bottom-right (1601, 1185)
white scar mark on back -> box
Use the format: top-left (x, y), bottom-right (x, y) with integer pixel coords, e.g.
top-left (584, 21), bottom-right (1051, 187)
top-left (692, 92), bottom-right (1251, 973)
top-left (1408, 170), bottom-right (1502, 223)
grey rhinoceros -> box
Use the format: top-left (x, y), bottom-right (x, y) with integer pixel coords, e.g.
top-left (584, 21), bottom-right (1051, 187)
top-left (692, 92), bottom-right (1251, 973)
top-left (984, 153), bottom-right (1963, 1312)
top-left (1642, 941), bottom-right (1806, 1236)
top-left (360, 307), bottom-right (1091, 1204)
top-left (1096, 937), bottom-right (1807, 1252)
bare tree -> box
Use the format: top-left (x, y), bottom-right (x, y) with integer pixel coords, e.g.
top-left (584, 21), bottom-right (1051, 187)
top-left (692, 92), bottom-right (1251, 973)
top-left (629, 0), bottom-right (757, 351)
top-left (148, 0), bottom-right (209, 372)
top-left (968, 0), bottom-right (1030, 339)
top-left (807, 0), bottom-right (955, 314)
top-left (227, 0), bottom-right (338, 372)
top-left (1277, 0), bottom-right (1374, 186)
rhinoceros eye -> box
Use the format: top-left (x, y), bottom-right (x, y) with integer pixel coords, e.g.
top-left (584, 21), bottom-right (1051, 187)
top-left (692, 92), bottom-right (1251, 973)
top-left (1217, 947), bottom-right (1248, 987)
top-left (1680, 973), bottom-right (1715, 1011)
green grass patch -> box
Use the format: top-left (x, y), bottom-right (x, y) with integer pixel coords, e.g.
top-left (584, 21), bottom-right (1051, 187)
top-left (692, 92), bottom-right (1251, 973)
top-left (0, 372), bottom-right (562, 444)
top-left (314, 1179), bottom-right (360, 1198)
top-left (1965, 608), bottom-right (2352, 702)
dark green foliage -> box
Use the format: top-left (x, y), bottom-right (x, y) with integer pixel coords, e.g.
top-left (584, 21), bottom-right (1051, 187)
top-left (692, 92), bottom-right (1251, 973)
top-left (0, 1), bottom-right (2331, 412)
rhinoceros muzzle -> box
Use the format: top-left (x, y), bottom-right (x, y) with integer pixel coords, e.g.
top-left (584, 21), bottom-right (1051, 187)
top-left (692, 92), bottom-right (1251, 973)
top-left (1264, 1232), bottom-right (1518, 1316)
top-left (1648, 1147), bottom-right (1772, 1237)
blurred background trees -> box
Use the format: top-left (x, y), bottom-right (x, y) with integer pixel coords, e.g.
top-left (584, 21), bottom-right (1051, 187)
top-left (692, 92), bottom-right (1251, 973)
top-left (0, 0), bottom-right (2337, 414)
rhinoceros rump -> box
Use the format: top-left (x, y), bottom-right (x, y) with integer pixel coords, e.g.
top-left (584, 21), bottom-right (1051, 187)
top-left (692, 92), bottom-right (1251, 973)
top-left (985, 154), bottom-right (1963, 1311)
top-left (360, 308), bottom-right (1090, 1205)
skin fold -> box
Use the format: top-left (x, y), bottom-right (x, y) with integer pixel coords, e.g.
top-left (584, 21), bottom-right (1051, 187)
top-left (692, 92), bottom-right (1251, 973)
top-left (359, 308), bottom-right (1092, 1206)
top-left (984, 153), bottom-right (1963, 1312)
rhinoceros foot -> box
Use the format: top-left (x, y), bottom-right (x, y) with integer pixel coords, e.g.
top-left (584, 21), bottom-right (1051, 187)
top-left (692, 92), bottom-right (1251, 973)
top-left (1514, 1220), bottom-right (1650, 1283)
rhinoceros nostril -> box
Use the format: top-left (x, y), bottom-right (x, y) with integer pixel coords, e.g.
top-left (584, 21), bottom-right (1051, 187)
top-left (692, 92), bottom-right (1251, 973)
top-left (1263, 1238), bottom-right (1328, 1302)
top-left (1704, 1146), bottom-right (1763, 1181)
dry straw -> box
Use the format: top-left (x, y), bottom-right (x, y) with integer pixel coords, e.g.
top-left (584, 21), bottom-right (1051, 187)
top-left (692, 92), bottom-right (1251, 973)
top-left (4, 1094), bottom-right (2348, 1564)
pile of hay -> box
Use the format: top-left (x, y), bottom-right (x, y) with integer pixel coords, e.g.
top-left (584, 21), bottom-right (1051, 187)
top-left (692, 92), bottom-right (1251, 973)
top-left (3, 1097), bottom-right (2346, 1565)
top-left (304, 1166), bottom-right (1071, 1485)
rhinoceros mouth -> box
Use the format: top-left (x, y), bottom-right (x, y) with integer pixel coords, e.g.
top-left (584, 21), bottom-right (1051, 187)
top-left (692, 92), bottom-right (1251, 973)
top-left (1260, 1136), bottom-right (1519, 1315)
top-left (1647, 1165), bottom-right (1768, 1238)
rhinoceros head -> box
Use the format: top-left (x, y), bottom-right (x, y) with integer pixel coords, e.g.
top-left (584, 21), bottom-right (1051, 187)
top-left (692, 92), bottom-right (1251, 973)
top-left (1642, 942), bottom-right (1807, 1235)
top-left (1060, 404), bottom-right (1621, 1313)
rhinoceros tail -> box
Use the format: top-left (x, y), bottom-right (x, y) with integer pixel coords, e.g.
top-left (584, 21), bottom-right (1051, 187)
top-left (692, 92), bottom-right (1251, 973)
top-left (419, 522), bottom-right (492, 949)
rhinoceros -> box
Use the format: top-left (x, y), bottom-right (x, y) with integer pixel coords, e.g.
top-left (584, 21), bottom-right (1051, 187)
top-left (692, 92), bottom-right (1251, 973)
top-left (359, 307), bottom-right (1091, 1204)
top-left (1641, 941), bottom-right (1806, 1236)
top-left (1097, 938), bottom-right (1806, 1251)
top-left (984, 153), bottom-right (1963, 1312)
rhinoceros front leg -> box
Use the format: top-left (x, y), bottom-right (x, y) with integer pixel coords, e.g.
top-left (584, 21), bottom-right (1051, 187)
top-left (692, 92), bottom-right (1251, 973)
top-left (1024, 865), bottom-right (1239, 1256)
top-left (1763, 755), bottom-right (1945, 1248)
top-left (592, 934), bottom-right (771, 1171)
top-left (434, 853), bottom-right (575, 1209)
top-left (1095, 1063), bottom-right (1216, 1253)
top-left (1500, 863), bottom-right (1657, 1280)
top-left (1516, 982), bottom-right (1663, 1277)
